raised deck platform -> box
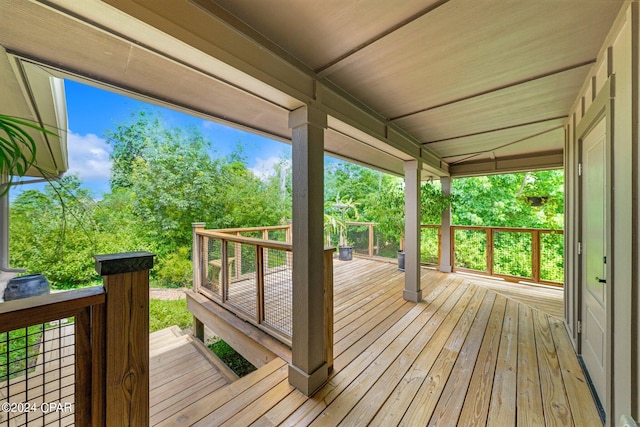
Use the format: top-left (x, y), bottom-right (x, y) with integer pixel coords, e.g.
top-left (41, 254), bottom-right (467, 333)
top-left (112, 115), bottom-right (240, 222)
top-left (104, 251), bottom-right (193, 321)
top-left (0, 258), bottom-right (597, 426)
top-left (167, 257), bottom-right (601, 426)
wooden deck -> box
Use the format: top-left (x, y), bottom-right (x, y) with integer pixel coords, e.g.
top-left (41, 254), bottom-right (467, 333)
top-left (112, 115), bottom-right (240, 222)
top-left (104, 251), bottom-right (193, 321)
top-left (0, 324), bottom-right (232, 426)
top-left (0, 258), bottom-right (598, 426)
top-left (162, 257), bottom-right (601, 426)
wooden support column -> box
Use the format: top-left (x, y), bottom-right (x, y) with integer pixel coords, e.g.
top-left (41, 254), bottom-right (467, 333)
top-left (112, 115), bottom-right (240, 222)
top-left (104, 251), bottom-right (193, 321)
top-left (439, 176), bottom-right (453, 273)
top-left (403, 160), bottom-right (422, 302)
top-left (191, 223), bottom-right (206, 341)
top-left (94, 252), bottom-right (155, 427)
top-left (288, 105), bottom-right (328, 396)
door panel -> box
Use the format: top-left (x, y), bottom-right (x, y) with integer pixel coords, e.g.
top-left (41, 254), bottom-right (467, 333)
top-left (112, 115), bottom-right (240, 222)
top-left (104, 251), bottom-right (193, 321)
top-left (581, 118), bottom-right (607, 405)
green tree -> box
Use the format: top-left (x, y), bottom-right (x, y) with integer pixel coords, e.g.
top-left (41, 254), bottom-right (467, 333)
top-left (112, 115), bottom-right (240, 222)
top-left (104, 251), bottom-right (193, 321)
top-left (452, 170), bottom-right (564, 229)
top-left (9, 175), bottom-right (100, 287)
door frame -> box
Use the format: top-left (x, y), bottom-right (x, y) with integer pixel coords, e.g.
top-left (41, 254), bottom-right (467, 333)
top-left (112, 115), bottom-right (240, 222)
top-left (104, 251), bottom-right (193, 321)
top-left (575, 76), bottom-right (614, 419)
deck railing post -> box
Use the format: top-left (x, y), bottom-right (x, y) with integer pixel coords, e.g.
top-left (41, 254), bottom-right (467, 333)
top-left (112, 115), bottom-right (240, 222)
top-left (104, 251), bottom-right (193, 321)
top-left (368, 223), bottom-right (374, 257)
top-left (323, 247), bottom-right (335, 373)
top-left (192, 223), bottom-right (206, 294)
top-left (235, 232), bottom-right (242, 279)
top-left (486, 228), bottom-right (494, 275)
top-left (437, 226), bottom-right (442, 265)
top-left (450, 226), bottom-right (456, 271)
top-left (256, 245), bottom-right (265, 324)
top-left (532, 230), bottom-right (541, 282)
top-left (94, 252), bottom-right (155, 427)
top-left (74, 305), bottom-right (93, 426)
top-left (221, 240), bottom-right (229, 301)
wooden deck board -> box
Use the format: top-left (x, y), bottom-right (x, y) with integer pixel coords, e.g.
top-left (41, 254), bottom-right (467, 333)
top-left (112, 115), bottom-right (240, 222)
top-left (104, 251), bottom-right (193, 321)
top-left (157, 258), bottom-right (586, 427)
top-left (1, 258), bottom-right (598, 426)
top-left (169, 257), bottom-right (598, 427)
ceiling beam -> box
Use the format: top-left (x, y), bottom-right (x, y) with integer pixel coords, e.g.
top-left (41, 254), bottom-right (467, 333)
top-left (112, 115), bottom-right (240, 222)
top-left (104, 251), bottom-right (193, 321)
top-left (449, 151), bottom-right (563, 178)
top-left (315, 0), bottom-right (450, 77)
top-left (93, 0), bottom-right (447, 175)
top-left (444, 126), bottom-right (563, 164)
top-left (422, 116), bottom-right (567, 145)
top-left (390, 60), bottom-right (595, 122)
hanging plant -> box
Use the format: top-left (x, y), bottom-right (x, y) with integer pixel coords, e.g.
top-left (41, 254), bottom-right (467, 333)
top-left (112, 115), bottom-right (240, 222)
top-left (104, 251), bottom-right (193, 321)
top-left (0, 115), bottom-right (55, 196)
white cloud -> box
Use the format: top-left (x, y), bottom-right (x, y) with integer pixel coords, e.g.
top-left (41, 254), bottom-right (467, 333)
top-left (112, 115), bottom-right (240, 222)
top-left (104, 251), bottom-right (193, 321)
top-left (67, 131), bottom-right (112, 180)
top-left (250, 156), bottom-right (289, 180)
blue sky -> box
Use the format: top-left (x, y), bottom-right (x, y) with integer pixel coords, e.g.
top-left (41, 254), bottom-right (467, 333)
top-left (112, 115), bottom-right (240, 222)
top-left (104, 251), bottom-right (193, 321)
top-left (60, 79), bottom-right (292, 197)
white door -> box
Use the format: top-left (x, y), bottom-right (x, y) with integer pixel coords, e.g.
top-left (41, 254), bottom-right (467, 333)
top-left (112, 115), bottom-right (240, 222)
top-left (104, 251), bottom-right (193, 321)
top-left (581, 118), bottom-right (607, 406)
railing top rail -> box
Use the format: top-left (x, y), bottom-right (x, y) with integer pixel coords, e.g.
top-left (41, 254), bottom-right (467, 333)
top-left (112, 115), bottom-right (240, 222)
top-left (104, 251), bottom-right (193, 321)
top-left (345, 221), bottom-right (378, 226)
top-left (445, 225), bottom-right (564, 234)
top-left (197, 230), bottom-right (293, 251)
top-left (0, 286), bottom-right (105, 333)
top-left (209, 224), bottom-right (291, 234)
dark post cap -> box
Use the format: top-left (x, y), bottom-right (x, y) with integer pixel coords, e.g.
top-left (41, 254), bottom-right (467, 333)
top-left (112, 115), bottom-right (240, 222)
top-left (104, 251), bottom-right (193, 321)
top-left (93, 251), bottom-right (155, 276)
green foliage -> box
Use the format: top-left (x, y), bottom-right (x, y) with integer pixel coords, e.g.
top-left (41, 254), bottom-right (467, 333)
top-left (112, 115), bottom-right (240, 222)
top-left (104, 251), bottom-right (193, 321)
top-left (0, 325), bottom-right (43, 382)
top-left (324, 195), bottom-right (359, 247)
top-left (0, 115), bottom-right (57, 196)
top-left (9, 110), bottom-right (290, 288)
top-left (207, 337), bottom-right (256, 377)
top-left (365, 178), bottom-right (452, 245)
top-left (155, 247), bottom-right (192, 288)
top-left (452, 170), bottom-right (564, 229)
top-left (9, 176), bottom-right (100, 287)
top-left (149, 299), bottom-right (192, 333)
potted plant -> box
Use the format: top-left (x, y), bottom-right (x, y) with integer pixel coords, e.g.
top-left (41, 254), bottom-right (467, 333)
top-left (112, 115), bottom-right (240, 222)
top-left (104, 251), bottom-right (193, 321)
top-left (324, 196), bottom-right (358, 261)
top-left (368, 180), bottom-right (453, 270)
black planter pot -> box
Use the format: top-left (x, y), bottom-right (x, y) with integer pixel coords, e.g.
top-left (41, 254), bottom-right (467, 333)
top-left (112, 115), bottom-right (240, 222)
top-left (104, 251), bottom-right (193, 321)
top-left (3, 274), bottom-right (50, 301)
top-left (338, 246), bottom-right (353, 261)
top-left (397, 250), bottom-right (405, 271)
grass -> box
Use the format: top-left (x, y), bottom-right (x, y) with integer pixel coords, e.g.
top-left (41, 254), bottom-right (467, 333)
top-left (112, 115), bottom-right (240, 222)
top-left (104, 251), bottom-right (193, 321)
top-left (149, 299), bottom-right (192, 333)
top-left (207, 337), bottom-right (256, 377)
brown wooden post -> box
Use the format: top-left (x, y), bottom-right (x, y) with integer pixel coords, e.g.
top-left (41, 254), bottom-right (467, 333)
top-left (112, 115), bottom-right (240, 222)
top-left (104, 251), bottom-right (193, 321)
top-left (323, 247), bottom-right (335, 373)
top-left (262, 229), bottom-right (270, 269)
top-left (221, 240), bottom-right (229, 301)
top-left (235, 232), bottom-right (242, 279)
top-left (437, 226), bottom-right (442, 266)
top-left (191, 223), bottom-right (205, 293)
top-left (368, 223), bottom-right (374, 257)
top-left (192, 223), bottom-right (206, 342)
top-left (532, 230), bottom-right (541, 283)
top-left (74, 305), bottom-right (92, 426)
top-left (450, 226), bottom-right (456, 272)
top-left (256, 245), bottom-right (265, 324)
top-left (91, 303), bottom-right (106, 427)
top-left (486, 228), bottom-right (494, 275)
top-left (94, 252), bottom-right (154, 427)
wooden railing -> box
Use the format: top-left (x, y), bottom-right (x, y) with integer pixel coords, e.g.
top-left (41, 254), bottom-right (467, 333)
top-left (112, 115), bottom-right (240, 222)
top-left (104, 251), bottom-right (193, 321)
top-left (0, 252), bottom-right (154, 426)
top-left (336, 222), bottom-right (563, 286)
top-left (192, 223), bottom-right (334, 359)
top-left (450, 225), bottom-right (564, 286)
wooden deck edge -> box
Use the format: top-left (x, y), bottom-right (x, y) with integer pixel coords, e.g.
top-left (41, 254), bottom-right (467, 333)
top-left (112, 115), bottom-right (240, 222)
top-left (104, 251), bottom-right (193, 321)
top-left (186, 290), bottom-right (292, 367)
top-left (190, 335), bottom-right (240, 383)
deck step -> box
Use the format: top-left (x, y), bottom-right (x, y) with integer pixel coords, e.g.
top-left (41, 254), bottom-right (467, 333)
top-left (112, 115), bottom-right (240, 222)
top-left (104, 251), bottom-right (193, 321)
top-left (150, 326), bottom-right (232, 426)
top-left (150, 325), bottom-right (184, 342)
top-left (156, 357), bottom-right (288, 426)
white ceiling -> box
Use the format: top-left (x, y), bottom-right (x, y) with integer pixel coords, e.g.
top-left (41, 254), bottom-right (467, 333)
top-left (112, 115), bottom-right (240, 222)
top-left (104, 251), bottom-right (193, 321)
top-left (210, 0), bottom-right (623, 173)
top-left (0, 0), bottom-right (625, 178)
